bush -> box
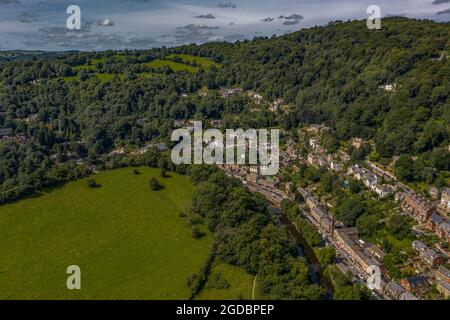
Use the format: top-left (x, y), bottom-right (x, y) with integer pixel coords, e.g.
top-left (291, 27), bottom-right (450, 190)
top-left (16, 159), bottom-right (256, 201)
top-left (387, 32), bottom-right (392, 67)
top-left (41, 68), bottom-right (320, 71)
top-left (149, 177), bottom-right (163, 191)
top-left (205, 273), bottom-right (230, 290)
top-left (86, 179), bottom-right (98, 188)
top-left (191, 227), bottom-right (203, 239)
top-left (179, 210), bottom-right (187, 218)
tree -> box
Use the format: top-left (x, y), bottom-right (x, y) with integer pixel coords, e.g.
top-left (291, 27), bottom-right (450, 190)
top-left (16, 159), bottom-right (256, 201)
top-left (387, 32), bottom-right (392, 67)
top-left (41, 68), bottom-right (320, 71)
top-left (149, 177), bottom-right (163, 191)
top-left (316, 247), bottom-right (336, 267)
top-left (394, 155), bottom-right (415, 182)
top-left (334, 284), bottom-right (368, 300)
top-left (336, 196), bottom-right (365, 226)
top-left (191, 227), bottom-right (202, 239)
top-left (86, 179), bottom-right (98, 188)
top-left (348, 178), bottom-right (363, 194)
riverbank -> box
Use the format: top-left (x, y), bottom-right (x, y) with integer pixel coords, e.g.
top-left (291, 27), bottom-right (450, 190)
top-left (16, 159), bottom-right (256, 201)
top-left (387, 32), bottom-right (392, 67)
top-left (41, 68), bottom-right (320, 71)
top-left (272, 207), bottom-right (335, 298)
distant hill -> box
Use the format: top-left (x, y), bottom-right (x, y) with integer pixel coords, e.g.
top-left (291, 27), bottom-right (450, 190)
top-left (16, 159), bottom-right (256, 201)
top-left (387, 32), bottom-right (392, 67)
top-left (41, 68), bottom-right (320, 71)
top-left (0, 18), bottom-right (448, 201)
top-left (0, 50), bottom-right (68, 62)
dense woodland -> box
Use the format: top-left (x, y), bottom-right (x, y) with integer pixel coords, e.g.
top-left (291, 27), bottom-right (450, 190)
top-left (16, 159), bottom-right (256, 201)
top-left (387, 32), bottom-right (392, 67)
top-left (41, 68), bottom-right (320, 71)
top-left (0, 17), bottom-right (448, 201)
top-left (188, 165), bottom-right (326, 299)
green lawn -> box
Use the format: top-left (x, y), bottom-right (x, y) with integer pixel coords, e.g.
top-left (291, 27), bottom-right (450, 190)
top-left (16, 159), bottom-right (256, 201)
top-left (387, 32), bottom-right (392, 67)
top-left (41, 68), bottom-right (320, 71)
top-left (62, 76), bottom-right (78, 82)
top-left (72, 65), bottom-right (95, 71)
top-left (145, 59), bottom-right (198, 73)
top-left (166, 54), bottom-right (220, 69)
top-left (196, 262), bottom-right (253, 300)
top-left (0, 168), bottom-right (212, 300)
top-left (95, 73), bottom-right (116, 82)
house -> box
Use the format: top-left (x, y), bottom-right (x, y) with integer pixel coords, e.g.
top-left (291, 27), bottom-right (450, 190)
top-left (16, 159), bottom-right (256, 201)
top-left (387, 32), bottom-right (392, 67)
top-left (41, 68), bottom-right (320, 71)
top-left (246, 91), bottom-right (263, 104)
top-left (372, 184), bottom-right (394, 198)
top-left (320, 216), bottom-right (334, 235)
top-left (399, 292), bottom-right (419, 300)
top-left (400, 276), bottom-right (429, 295)
top-left (412, 241), bottom-right (428, 253)
top-left (219, 87), bottom-right (243, 99)
top-left (174, 120), bottom-right (187, 128)
top-left (306, 124), bottom-right (330, 135)
top-left (318, 157), bottom-right (328, 168)
top-left (433, 266), bottom-right (450, 283)
top-left (365, 244), bottom-right (386, 261)
top-left (428, 213), bottom-right (443, 232)
top-left (429, 187), bottom-right (440, 200)
top-left (395, 192), bottom-right (434, 222)
top-left (384, 281), bottom-right (405, 299)
top-left (338, 151), bottom-right (351, 162)
top-left (25, 114), bottom-right (39, 123)
top-left (330, 161), bottom-right (344, 172)
top-left (310, 207), bottom-right (327, 224)
top-left (347, 165), bottom-right (360, 175)
top-left (258, 178), bottom-right (277, 191)
top-left (436, 281), bottom-right (450, 298)
top-left (0, 128), bottom-right (13, 137)
top-left (440, 188), bottom-right (450, 213)
top-left (269, 99), bottom-right (284, 112)
top-left (379, 83), bottom-right (398, 92)
top-left (333, 228), bottom-right (378, 273)
top-left (210, 119), bottom-right (223, 128)
top-left (351, 138), bottom-right (365, 149)
top-left (285, 182), bottom-right (293, 194)
top-left (412, 241), bottom-right (445, 267)
top-left (307, 154), bottom-right (318, 166)
top-left (249, 166), bottom-right (258, 174)
top-left (247, 173), bottom-right (258, 184)
top-left (364, 175), bottom-right (378, 188)
top-left (438, 221), bottom-right (450, 242)
top-left (306, 196), bottom-right (323, 211)
top-left (423, 248), bottom-right (445, 267)
top-left (309, 138), bottom-right (320, 150)
top-left (296, 187), bottom-right (311, 202)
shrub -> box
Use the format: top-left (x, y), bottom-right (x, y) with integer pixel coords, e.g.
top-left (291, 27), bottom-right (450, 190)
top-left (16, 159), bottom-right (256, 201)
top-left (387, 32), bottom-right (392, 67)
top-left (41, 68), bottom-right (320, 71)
top-left (149, 177), bottom-right (163, 191)
top-left (86, 179), bottom-right (98, 188)
top-left (192, 227), bottom-right (203, 239)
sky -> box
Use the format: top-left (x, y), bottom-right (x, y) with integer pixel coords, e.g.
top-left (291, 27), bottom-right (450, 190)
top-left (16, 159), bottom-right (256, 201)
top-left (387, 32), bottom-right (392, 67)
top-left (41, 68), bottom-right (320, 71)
top-left (0, 0), bottom-right (449, 51)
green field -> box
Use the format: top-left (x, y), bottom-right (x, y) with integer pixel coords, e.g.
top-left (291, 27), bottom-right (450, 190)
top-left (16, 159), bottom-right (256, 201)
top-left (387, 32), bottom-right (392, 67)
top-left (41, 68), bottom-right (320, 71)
top-left (68, 54), bottom-right (216, 80)
top-left (166, 54), bottom-right (220, 69)
top-left (95, 73), bottom-right (116, 82)
top-left (145, 59), bottom-right (198, 73)
top-left (197, 263), bottom-right (253, 300)
top-left (0, 168), bottom-right (212, 299)
top-left (72, 65), bottom-right (96, 71)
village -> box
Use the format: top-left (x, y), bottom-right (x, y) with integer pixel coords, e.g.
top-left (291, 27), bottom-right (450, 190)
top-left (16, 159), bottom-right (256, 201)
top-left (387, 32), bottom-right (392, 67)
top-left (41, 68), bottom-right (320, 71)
top-left (2, 85), bottom-right (449, 300)
top-left (118, 86), bottom-right (450, 300)
top-left (206, 88), bottom-right (450, 300)
top-left (218, 126), bottom-right (450, 300)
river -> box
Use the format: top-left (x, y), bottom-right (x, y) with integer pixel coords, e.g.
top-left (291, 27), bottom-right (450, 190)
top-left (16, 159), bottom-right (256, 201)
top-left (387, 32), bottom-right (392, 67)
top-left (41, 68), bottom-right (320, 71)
top-left (271, 207), bottom-right (334, 299)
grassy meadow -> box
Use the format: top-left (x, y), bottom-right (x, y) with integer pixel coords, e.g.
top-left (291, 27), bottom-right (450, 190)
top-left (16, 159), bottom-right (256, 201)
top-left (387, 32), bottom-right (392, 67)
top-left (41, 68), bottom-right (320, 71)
top-left (63, 54), bottom-right (219, 83)
top-left (0, 168), bottom-right (212, 299)
top-left (145, 59), bottom-right (199, 73)
top-left (197, 263), bottom-right (254, 300)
